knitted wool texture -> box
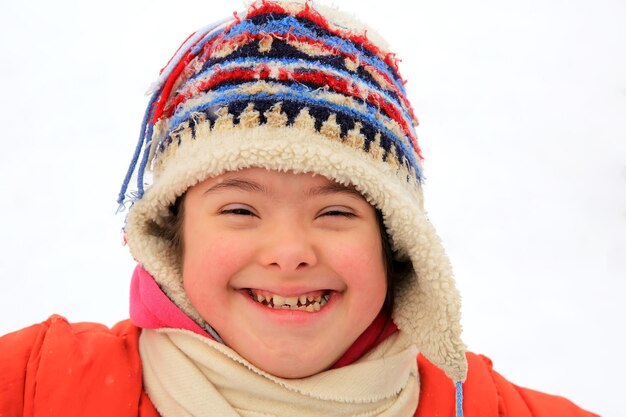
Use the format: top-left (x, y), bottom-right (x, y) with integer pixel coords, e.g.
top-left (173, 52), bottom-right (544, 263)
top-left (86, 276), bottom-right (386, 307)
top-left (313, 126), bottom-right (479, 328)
top-left (121, 0), bottom-right (468, 383)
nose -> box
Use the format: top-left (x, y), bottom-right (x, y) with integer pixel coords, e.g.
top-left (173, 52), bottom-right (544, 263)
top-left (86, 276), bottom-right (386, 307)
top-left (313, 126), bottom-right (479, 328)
top-left (257, 221), bottom-right (318, 272)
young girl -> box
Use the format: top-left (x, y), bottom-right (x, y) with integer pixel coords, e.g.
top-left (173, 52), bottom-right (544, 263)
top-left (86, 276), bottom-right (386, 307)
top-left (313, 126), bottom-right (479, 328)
top-left (0, 1), bottom-right (598, 416)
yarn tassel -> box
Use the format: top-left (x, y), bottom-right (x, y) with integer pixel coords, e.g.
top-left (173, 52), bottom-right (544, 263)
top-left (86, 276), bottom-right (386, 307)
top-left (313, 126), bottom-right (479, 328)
top-left (116, 94), bottom-right (157, 210)
top-left (456, 381), bottom-right (464, 417)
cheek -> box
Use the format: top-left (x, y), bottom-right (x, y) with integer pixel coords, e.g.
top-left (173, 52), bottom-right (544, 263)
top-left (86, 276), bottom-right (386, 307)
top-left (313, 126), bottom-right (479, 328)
top-left (329, 235), bottom-right (387, 296)
top-left (182, 231), bottom-right (253, 299)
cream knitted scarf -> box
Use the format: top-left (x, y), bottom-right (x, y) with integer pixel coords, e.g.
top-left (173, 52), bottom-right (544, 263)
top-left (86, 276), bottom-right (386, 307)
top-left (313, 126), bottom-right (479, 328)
top-left (139, 328), bottom-right (420, 417)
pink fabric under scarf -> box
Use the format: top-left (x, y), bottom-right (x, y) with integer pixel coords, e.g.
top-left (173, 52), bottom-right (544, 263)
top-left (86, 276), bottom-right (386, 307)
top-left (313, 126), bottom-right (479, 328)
top-left (130, 264), bottom-right (209, 337)
top-left (129, 264), bottom-right (397, 368)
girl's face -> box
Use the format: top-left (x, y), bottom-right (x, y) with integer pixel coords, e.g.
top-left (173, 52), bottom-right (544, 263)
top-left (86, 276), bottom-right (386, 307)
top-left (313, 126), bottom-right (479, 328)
top-left (182, 168), bottom-right (387, 378)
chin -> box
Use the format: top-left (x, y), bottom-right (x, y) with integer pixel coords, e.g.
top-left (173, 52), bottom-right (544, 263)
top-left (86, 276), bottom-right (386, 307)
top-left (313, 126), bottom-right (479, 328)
top-left (244, 348), bottom-right (337, 379)
top-left (262, 361), bottom-right (329, 379)
top-left (224, 331), bottom-right (344, 379)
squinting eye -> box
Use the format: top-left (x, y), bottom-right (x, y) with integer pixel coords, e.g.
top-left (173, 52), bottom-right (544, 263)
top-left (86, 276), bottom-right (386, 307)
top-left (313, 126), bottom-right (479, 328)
top-left (221, 207), bottom-right (255, 216)
top-left (321, 210), bottom-right (356, 218)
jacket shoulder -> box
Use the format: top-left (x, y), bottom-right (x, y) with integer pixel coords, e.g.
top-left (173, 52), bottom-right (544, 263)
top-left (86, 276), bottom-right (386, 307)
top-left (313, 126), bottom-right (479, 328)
top-left (483, 355), bottom-right (599, 417)
top-left (416, 352), bottom-right (598, 417)
top-left (0, 315), bottom-right (157, 417)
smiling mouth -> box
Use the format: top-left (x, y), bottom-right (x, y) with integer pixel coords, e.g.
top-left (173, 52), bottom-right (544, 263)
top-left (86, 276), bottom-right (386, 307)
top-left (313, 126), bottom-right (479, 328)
top-left (246, 289), bottom-right (331, 312)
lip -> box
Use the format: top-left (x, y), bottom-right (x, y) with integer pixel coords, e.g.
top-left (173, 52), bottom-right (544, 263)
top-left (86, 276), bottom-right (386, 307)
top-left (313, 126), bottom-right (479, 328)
top-left (234, 283), bottom-right (341, 297)
top-left (237, 288), bottom-right (340, 325)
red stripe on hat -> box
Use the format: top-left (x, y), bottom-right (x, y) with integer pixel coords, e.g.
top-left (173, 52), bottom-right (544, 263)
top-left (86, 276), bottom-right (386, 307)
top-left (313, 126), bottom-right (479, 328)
top-left (159, 31), bottom-right (197, 76)
top-left (152, 50), bottom-right (195, 124)
top-left (246, 0), bottom-right (289, 19)
top-left (163, 68), bottom-right (259, 118)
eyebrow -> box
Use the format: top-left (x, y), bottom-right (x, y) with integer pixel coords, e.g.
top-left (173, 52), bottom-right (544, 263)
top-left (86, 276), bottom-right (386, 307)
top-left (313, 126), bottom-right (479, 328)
top-left (306, 182), bottom-right (366, 201)
top-left (203, 178), bottom-right (268, 195)
top-left (202, 177), bottom-right (366, 201)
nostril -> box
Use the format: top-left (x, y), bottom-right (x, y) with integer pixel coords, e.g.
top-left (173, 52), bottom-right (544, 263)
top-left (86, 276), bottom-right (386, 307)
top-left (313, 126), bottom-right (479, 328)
top-left (259, 241), bottom-right (318, 271)
top-left (266, 260), bottom-right (313, 270)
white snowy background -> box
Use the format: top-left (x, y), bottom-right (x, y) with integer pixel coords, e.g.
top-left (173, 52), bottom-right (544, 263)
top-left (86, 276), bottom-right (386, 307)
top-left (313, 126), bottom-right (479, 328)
top-left (1, 0), bottom-right (624, 415)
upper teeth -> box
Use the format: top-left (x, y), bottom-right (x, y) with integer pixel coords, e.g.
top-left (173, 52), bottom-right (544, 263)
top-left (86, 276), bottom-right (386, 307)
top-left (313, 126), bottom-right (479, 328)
top-left (249, 291), bottom-right (330, 311)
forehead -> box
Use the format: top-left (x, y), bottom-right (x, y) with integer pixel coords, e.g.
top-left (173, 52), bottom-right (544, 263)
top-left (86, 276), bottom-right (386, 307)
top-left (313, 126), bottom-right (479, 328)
top-left (192, 168), bottom-right (367, 201)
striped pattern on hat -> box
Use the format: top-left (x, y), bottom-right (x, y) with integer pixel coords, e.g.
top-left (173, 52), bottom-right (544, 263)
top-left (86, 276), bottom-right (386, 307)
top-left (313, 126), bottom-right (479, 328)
top-left (117, 0), bottom-right (423, 207)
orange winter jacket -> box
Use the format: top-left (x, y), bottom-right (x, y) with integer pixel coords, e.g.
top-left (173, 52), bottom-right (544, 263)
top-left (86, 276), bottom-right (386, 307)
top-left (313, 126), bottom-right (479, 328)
top-left (0, 315), bottom-right (597, 417)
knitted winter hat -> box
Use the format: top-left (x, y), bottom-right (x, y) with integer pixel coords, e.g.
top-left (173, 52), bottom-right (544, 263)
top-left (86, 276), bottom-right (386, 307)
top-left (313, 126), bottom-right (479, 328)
top-left (119, 0), bottom-right (467, 383)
